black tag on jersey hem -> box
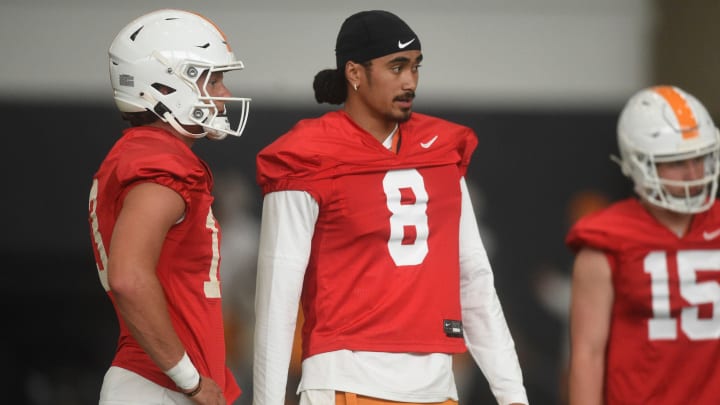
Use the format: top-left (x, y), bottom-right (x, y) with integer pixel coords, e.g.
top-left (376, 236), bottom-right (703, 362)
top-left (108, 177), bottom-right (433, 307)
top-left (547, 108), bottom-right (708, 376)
top-left (443, 319), bottom-right (463, 338)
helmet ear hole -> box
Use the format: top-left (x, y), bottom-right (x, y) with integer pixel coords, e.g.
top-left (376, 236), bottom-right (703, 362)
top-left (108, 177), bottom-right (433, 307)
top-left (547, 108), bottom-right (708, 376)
top-left (151, 83), bottom-right (175, 95)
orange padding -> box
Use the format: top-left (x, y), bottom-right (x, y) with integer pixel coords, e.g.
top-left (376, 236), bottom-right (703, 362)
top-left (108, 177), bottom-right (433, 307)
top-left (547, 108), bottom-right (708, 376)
top-left (335, 391), bottom-right (458, 405)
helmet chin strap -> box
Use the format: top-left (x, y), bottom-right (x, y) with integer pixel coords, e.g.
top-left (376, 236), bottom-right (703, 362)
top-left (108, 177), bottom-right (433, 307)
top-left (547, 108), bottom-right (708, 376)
top-left (162, 106), bottom-right (229, 140)
top-left (142, 91), bottom-right (207, 139)
top-left (141, 86), bottom-right (232, 140)
top-left (164, 112), bottom-right (207, 139)
top-left (135, 62), bottom-right (207, 140)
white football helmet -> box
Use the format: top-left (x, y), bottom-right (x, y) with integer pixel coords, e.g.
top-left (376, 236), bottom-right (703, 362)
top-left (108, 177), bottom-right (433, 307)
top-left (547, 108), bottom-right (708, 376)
top-left (616, 85), bottom-right (720, 213)
top-left (109, 9), bottom-right (250, 140)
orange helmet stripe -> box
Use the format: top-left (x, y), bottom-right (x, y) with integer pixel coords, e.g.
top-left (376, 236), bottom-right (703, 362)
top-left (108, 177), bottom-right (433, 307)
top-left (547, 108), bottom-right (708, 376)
top-left (188, 10), bottom-right (232, 53)
top-left (653, 86), bottom-right (698, 140)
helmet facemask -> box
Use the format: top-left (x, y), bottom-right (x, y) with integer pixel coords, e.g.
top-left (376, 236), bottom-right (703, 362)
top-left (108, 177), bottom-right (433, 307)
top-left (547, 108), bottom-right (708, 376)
top-left (622, 145), bottom-right (720, 214)
top-left (147, 55), bottom-right (250, 140)
top-left (191, 63), bottom-right (251, 140)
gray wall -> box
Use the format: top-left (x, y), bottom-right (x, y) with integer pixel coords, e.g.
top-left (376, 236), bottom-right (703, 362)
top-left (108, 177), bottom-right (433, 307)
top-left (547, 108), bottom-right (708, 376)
top-left (1, 0), bottom-right (653, 108)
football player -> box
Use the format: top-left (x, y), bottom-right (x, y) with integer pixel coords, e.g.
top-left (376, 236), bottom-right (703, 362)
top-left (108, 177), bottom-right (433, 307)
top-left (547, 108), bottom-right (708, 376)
top-left (89, 9), bottom-right (250, 405)
top-left (253, 10), bottom-right (528, 405)
top-left (567, 85), bottom-right (720, 404)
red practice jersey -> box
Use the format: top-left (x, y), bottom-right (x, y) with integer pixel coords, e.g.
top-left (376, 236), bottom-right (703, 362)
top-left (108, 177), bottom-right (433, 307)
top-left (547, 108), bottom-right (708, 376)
top-left (88, 127), bottom-right (240, 402)
top-left (566, 198), bottom-right (720, 404)
top-left (257, 111), bottom-right (476, 358)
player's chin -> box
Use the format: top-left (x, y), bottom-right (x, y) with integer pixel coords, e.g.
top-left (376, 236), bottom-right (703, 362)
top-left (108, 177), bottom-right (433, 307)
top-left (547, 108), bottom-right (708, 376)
top-left (394, 108), bottom-right (412, 123)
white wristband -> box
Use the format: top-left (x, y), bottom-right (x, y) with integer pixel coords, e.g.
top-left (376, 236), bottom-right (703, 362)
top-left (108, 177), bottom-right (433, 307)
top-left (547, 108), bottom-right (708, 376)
top-left (165, 352), bottom-right (200, 390)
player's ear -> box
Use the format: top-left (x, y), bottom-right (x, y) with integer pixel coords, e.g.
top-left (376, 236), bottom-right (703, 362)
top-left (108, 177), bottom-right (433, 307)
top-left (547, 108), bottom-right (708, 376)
top-left (345, 61), bottom-right (361, 88)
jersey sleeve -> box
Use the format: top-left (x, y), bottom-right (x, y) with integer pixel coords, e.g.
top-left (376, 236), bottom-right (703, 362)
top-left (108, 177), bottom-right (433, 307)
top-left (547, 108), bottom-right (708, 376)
top-left (565, 200), bottom-right (659, 254)
top-left (458, 127), bottom-right (478, 177)
top-left (256, 122), bottom-right (335, 202)
top-left (256, 142), bottom-right (324, 199)
top-left (115, 142), bottom-right (206, 206)
top-left (566, 213), bottom-right (616, 253)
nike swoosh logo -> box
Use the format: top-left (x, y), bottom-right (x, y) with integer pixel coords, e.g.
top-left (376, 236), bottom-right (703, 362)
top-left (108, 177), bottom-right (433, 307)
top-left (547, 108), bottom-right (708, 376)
top-left (420, 135), bottom-right (439, 148)
top-left (703, 228), bottom-right (720, 240)
top-left (398, 38), bottom-right (416, 49)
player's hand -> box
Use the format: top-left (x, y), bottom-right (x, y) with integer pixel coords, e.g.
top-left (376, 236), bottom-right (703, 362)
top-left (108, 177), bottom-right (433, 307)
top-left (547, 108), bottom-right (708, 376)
top-left (184, 374), bottom-right (226, 405)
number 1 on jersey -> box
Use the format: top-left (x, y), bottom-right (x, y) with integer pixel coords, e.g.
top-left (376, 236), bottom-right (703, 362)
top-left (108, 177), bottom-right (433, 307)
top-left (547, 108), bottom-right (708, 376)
top-left (89, 179), bottom-right (110, 291)
top-left (204, 208), bottom-right (222, 298)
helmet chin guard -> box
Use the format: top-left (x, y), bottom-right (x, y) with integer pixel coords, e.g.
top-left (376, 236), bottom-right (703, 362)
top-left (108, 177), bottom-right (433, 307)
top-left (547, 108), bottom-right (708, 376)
top-left (615, 85), bottom-right (720, 214)
top-left (109, 9), bottom-right (251, 140)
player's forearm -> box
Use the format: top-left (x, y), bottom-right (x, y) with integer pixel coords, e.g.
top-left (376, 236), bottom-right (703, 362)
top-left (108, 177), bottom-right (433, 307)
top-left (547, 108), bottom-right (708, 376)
top-left (107, 182), bottom-right (191, 373)
top-left (110, 267), bottom-right (186, 371)
top-left (568, 349), bottom-right (605, 405)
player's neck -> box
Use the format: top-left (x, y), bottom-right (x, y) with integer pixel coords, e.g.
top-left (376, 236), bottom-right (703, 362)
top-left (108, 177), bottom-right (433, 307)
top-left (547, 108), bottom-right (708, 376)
top-left (147, 121), bottom-right (197, 148)
top-left (343, 102), bottom-right (398, 144)
top-left (642, 200), bottom-right (694, 237)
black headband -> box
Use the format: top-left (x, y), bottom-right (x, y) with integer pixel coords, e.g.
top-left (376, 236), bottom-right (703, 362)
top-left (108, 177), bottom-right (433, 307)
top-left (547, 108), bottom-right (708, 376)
top-left (335, 10), bottom-right (421, 69)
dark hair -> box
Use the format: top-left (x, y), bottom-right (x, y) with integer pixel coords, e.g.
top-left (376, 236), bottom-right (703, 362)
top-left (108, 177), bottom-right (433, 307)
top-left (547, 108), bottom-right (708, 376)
top-left (313, 69), bottom-right (347, 105)
top-left (121, 110), bottom-right (160, 127)
top-left (313, 60), bottom-right (373, 105)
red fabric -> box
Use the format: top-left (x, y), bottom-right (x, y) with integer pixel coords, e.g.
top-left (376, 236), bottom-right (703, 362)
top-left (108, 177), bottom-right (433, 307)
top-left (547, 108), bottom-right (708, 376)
top-left (257, 111), bottom-right (477, 358)
top-left (89, 126), bottom-right (240, 402)
top-left (566, 198), bottom-right (720, 404)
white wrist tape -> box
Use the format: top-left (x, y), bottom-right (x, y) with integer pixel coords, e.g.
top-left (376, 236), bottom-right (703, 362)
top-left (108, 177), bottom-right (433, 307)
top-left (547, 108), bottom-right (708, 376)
top-left (165, 352), bottom-right (200, 390)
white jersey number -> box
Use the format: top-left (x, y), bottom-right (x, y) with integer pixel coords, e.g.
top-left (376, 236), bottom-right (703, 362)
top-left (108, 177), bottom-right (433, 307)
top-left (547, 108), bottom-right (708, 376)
top-left (645, 250), bottom-right (720, 340)
top-left (89, 179), bottom-right (110, 291)
top-left (88, 179), bottom-right (221, 298)
top-left (204, 209), bottom-right (222, 298)
top-left (383, 169), bottom-right (429, 266)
